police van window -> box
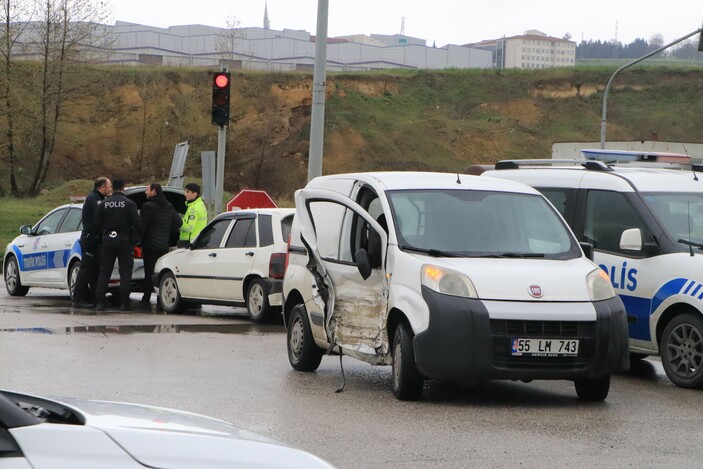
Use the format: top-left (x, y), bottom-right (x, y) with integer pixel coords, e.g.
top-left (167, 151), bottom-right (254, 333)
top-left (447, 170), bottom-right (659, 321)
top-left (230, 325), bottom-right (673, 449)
top-left (58, 208), bottom-right (82, 233)
top-left (643, 192), bottom-right (703, 246)
top-left (34, 209), bottom-right (67, 236)
top-left (192, 219), bottom-right (230, 249)
top-left (540, 189), bottom-right (568, 217)
top-left (225, 218), bottom-right (257, 248)
top-left (584, 190), bottom-right (647, 254)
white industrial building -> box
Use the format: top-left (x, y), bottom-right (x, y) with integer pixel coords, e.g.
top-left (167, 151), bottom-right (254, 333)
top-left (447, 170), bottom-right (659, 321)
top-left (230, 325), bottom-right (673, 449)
top-left (101, 22), bottom-right (492, 71)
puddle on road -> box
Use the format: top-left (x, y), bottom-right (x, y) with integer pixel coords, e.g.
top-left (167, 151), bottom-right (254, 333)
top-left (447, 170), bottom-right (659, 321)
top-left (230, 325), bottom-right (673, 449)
top-left (0, 323), bottom-right (284, 335)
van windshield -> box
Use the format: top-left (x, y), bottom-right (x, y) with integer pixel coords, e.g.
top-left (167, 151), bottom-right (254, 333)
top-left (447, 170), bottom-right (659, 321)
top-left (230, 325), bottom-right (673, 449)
top-left (386, 189), bottom-right (580, 259)
top-left (643, 192), bottom-right (703, 248)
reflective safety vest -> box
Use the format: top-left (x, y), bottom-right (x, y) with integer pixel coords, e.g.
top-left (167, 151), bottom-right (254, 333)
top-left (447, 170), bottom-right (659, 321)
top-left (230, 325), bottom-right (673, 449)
top-left (179, 197), bottom-right (208, 242)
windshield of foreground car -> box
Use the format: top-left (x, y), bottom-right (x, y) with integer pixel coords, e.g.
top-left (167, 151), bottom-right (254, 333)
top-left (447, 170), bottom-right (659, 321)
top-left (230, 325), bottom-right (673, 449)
top-left (643, 192), bottom-right (703, 249)
top-left (386, 189), bottom-right (580, 260)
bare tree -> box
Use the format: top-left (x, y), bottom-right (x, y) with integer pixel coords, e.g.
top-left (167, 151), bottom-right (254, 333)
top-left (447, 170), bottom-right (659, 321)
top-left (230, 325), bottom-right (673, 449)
top-left (26, 0), bottom-right (111, 195)
top-left (214, 13), bottom-right (241, 66)
top-left (0, 0), bottom-right (33, 196)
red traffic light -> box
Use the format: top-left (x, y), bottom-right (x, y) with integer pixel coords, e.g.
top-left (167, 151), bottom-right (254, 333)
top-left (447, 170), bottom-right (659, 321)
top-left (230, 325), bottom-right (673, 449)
top-left (214, 73), bottom-right (229, 89)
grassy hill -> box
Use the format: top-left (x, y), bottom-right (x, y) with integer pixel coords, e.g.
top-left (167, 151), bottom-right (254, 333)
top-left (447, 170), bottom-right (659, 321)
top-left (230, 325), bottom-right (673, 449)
top-left (2, 64), bottom-right (703, 251)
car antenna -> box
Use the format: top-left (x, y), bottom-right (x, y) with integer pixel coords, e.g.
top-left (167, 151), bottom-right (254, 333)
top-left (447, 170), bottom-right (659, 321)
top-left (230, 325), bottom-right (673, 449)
top-left (692, 166), bottom-right (699, 182)
top-left (456, 173), bottom-right (462, 184)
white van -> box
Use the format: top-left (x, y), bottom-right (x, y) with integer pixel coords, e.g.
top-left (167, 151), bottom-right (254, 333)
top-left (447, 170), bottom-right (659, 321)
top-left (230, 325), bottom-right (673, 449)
top-left (282, 172), bottom-right (629, 401)
top-left (482, 150), bottom-right (703, 389)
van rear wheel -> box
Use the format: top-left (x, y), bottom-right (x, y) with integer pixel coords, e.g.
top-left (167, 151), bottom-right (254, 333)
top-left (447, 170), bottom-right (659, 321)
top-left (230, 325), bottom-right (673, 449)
top-left (392, 322), bottom-right (423, 400)
top-left (660, 313), bottom-right (703, 388)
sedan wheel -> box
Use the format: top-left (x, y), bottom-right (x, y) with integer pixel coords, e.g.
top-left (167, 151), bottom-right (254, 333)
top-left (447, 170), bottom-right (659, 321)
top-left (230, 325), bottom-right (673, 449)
top-left (68, 260), bottom-right (81, 301)
top-left (158, 272), bottom-right (185, 314)
top-left (246, 279), bottom-right (273, 323)
top-left (4, 256), bottom-right (29, 296)
top-left (660, 313), bottom-right (703, 388)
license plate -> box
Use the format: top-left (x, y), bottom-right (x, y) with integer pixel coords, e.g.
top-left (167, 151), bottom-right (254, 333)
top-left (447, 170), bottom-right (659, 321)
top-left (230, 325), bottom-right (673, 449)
top-left (511, 338), bottom-right (579, 357)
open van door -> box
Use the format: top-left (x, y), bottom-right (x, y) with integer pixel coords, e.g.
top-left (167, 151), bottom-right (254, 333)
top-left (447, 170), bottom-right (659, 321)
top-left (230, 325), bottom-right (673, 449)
top-left (295, 188), bottom-right (391, 365)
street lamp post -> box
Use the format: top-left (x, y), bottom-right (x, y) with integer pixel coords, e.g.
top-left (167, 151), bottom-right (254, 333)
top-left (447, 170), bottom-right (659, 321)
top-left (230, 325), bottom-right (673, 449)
top-left (600, 27), bottom-right (702, 149)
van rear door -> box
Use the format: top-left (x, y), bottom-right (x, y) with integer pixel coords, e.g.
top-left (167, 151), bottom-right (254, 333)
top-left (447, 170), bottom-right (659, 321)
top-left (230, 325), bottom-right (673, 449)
top-left (295, 188), bottom-right (391, 365)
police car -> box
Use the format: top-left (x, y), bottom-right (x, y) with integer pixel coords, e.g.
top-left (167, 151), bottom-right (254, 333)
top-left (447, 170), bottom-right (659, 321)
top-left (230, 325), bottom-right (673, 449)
top-left (3, 186), bottom-right (185, 300)
top-left (480, 149), bottom-right (703, 389)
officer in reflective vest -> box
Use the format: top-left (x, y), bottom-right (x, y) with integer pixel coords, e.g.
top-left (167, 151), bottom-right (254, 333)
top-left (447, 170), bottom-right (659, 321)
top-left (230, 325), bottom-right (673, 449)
top-left (178, 183), bottom-right (207, 247)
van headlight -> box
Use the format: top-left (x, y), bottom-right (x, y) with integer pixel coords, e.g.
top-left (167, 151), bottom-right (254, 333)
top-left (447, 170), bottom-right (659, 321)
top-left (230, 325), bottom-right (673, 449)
top-left (421, 264), bottom-right (478, 298)
top-left (586, 268), bottom-right (615, 301)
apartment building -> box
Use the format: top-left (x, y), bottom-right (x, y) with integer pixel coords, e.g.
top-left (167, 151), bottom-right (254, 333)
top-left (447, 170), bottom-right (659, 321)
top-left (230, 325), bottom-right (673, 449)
top-left (472, 29), bottom-right (576, 69)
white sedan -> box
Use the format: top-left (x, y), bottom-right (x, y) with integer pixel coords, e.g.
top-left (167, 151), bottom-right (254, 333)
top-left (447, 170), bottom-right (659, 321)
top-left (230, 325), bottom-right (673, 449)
top-left (154, 208), bottom-right (294, 322)
top-left (0, 389), bottom-right (333, 469)
top-left (3, 186), bottom-right (185, 300)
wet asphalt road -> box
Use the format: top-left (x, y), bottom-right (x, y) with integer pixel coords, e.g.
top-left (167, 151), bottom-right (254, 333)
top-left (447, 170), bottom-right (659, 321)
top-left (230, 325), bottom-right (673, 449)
top-left (1, 288), bottom-right (703, 468)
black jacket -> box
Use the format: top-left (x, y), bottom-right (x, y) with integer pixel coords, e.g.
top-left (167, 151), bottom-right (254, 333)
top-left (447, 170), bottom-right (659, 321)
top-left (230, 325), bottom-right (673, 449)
top-left (81, 188), bottom-right (106, 237)
top-left (140, 194), bottom-right (183, 250)
top-left (94, 191), bottom-right (141, 244)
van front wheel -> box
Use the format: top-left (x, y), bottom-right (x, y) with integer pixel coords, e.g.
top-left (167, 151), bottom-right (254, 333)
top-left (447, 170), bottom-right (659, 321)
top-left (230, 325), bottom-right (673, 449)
top-left (575, 375), bottom-right (610, 401)
top-left (660, 313), bottom-right (703, 388)
top-left (392, 322), bottom-right (423, 400)
top-left (287, 304), bottom-right (323, 371)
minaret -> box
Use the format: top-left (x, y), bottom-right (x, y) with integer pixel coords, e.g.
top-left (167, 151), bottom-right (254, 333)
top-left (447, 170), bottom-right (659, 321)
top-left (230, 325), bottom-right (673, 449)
top-left (264, 1), bottom-right (270, 30)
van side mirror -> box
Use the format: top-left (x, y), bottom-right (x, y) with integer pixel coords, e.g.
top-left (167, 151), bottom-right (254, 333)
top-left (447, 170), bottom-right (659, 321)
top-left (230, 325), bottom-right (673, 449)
top-left (620, 228), bottom-right (643, 251)
top-left (20, 224), bottom-right (32, 235)
top-left (579, 242), bottom-right (594, 261)
top-left (355, 248), bottom-right (372, 280)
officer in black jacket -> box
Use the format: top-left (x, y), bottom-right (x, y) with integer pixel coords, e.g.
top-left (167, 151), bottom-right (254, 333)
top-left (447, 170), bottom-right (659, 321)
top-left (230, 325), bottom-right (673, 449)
top-left (139, 182), bottom-right (182, 304)
top-left (72, 177), bottom-right (112, 308)
top-left (94, 178), bottom-right (141, 311)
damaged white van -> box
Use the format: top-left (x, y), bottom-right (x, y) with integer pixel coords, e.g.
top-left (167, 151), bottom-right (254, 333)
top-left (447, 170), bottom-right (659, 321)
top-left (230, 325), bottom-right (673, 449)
top-left (282, 172), bottom-right (629, 401)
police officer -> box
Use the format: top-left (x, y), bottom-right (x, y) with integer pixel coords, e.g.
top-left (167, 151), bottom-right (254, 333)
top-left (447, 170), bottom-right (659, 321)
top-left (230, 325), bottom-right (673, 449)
top-left (72, 177), bottom-right (112, 309)
top-left (178, 183), bottom-right (207, 247)
top-left (94, 177), bottom-right (141, 312)
top-left (139, 182), bottom-right (182, 305)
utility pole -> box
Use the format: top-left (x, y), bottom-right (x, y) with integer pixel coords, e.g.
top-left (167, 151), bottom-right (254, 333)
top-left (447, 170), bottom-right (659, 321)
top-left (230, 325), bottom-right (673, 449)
top-left (307, 0), bottom-right (329, 181)
top-left (600, 27), bottom-right (702, 149)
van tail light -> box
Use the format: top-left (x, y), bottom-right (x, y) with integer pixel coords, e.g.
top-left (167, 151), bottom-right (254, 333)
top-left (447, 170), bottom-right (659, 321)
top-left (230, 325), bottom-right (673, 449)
top-left (269, 253), bottom-right (286, 279)
top-left (133, 246), bottom-right (143, 259)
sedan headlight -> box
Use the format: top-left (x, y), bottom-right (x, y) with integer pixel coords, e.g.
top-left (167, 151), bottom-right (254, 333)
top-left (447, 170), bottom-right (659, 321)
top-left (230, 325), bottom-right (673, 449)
top-left (421, 264), bottom-right (478, 298)
top-left (586, 268), bottom-right (616, 301)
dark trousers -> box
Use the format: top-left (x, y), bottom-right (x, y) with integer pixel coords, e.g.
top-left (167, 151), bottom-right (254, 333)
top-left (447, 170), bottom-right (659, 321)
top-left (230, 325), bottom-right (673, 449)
top-left (142, 247), bottom-right (167, 301)
top-left (95, 237), bottom-right (134, 306)
top-left (73, 236), bottom-right (101, 305)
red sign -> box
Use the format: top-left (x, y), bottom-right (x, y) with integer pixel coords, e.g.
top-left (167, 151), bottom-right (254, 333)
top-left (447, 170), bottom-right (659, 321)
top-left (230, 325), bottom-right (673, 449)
top-left (226, 190), bottom-right (278, 211)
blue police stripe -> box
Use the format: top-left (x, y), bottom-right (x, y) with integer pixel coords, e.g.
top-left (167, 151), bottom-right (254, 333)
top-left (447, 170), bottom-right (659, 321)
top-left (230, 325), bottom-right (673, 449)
top-left (620, 294), bottom-right (652, 341)
top-left (651, 278), bottom-right (688, 315)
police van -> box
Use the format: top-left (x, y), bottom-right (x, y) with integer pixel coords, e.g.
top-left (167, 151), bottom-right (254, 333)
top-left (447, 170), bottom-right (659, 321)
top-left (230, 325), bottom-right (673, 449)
top-left (282, 171), bottom-right (629, 401)
top-left (480, 150), bottom-right (703, 389)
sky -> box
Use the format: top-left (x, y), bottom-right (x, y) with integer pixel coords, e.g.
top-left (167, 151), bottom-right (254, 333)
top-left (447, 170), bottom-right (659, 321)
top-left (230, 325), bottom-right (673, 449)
top-left (108, 0), bottom-right (702, 47)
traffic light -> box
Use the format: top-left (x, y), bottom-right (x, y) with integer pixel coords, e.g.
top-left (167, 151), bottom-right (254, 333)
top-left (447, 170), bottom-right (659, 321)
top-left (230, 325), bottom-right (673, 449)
top-left (698, 30), bottom-right (703, 52)
top-left (211, 71), bottom-right (231, 126)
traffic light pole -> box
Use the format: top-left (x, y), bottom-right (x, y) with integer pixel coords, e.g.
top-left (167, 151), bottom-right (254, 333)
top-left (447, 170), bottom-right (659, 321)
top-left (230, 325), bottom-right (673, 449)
top-left (215, 124), bottom-right (226, 214)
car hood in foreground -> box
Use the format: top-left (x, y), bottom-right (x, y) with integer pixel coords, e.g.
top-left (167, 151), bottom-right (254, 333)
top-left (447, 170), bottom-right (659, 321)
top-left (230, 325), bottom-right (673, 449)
top-left (7, 391), bottom-right (333, 469)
